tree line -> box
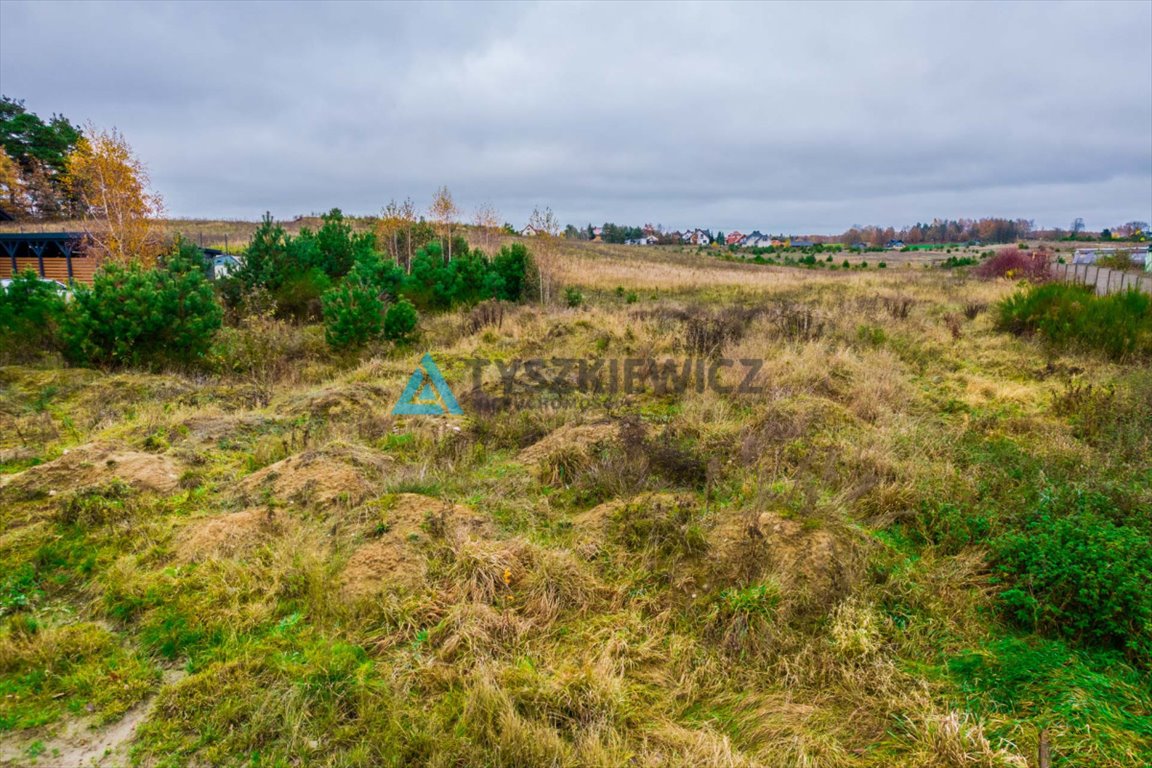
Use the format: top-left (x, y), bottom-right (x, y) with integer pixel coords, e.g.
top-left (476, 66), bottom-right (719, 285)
top-left (1, 213), bottom-right (534, 366)
top-left (225, 210), bottom-right (532, 348)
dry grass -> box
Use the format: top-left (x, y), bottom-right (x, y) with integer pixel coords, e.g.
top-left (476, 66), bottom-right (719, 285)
top-left (0, 240), bottom-right (1146, 767)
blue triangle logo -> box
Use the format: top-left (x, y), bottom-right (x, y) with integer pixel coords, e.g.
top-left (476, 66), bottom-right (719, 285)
top-left (392, 353), bottom-right (463, 416)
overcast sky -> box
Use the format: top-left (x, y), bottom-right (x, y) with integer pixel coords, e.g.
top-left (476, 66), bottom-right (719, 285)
top-left (2, 1), bottom-right (1150, 233)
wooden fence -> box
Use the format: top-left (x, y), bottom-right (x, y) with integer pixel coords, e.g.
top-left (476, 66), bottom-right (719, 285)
top-left (1051, 262), bottom-right (1152, 296)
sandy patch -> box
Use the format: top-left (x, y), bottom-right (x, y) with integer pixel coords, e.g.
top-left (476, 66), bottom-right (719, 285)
top-left (174, 507), bottom-right (288, 562)
top-left (0, 443), bottom-right (181, 496)
top-left (0, 669), bottom-right (184, 768)
top-left (237, 443), bottom-right (392, 510)
top-left (340, 493), bottom-right (490, 599)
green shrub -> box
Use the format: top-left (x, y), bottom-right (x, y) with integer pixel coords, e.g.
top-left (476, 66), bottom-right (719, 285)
top-left (273, 267), bottom-right (331, 322)
top-left (490, 242), bottom-right (530, 302)
top-left (383, 297), bottom-right (419, 342)
top-left (992, 502), bottom-right (1152, 661)
top-left (404, 241), bottom-right (529, 310)
top-left (235, 209), bottom-right (375, 297)
top-left (565, 287), bottom-right (583, 308)
top-left (996, 283), bottom-right (1152, 360)
top-left (0, 270), bottom-right (66, 360)
top-left (61, 240), bottom-right (222, 368)
top-left (321, 273), bottom-right (383, 350)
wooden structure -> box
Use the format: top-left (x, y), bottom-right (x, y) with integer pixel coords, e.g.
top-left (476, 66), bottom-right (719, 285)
top-left (0, 232), bottom-right (97, 284)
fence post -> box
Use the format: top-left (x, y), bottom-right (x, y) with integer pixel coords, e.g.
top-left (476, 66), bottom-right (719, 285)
top-left (1038, 728), bottom-right (1051, 768)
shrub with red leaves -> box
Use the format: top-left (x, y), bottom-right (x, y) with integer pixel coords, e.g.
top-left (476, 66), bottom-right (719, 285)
top-left (976, 247), bottom-right (1052, 281)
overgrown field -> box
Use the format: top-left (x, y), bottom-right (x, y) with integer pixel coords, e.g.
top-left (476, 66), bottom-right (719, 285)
top-left (1, 249), bottom-right (1149, 767)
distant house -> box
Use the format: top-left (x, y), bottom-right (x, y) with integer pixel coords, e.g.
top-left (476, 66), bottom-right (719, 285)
top-left (725, 231), bottom-right (745, 246)
top-left (741, 230), bottom-right (772, 248)
top-left (886, 239), bottom-right (906, 250)
top-left (203, 249), bottom-right (242, 280)
top-left (520, 225), bottom-right (539, 237)
top-left (625, 235), bottom-right (658, 246)
top-left (591, 227), bottom-right (603, 242)
top-left (685, 229), bottom-right (711, 246)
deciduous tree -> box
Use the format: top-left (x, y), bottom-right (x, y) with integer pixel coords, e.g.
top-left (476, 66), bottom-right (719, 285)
top-left (430, 185), bottom-right (459, 262)
top-left (377, 199), bottom-right (404, 264)
top-left (527, 206), bottom-right (560, 238)
top-left (473, 201), bottom-right (501, 253)
top-left (66, 125), bottom-right (164, 266)
top-left (0, 146), bottom-right (28, 217)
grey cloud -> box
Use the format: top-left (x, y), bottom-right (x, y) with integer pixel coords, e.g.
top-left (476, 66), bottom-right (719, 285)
top-left (1, 0), bottom-right (1148, 231)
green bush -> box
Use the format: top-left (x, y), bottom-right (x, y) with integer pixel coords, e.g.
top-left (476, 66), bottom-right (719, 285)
top-left (273, 267), bottom-right (331, 322)
top-left (233, 210), bottom-right (376, 316)
top-left (383, 297), bottom-right (418, 342)
top-left (490, 242), bottom-right (530, 302)
top-left (61, 240), bottom-right (222, 368)
top-left (404, 241), bottom-right (529, 310)
top-left (321, 275), bottom-right (384, 350)
top-left (0, 270), bottom-right (66, 360)
top-left (996, 283), bottom-right (1152, 360)
top-left (992, 503), bottom-right (1152, 661)
top-left (565, 287), bottom-right (583, 308)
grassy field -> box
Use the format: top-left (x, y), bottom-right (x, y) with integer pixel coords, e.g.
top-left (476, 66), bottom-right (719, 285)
top-left (1, 240), bottom-right (1149, 767)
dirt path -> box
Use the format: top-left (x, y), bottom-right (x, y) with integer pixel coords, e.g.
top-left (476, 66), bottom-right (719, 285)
top-left (0, 670), bottom-right (183, 768)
